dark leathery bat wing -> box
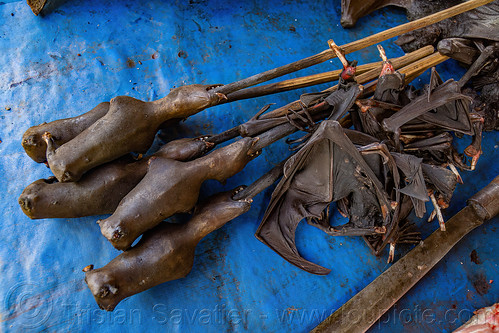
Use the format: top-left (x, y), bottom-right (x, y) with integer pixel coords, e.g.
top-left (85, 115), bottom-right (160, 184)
top-left (383, 79), bottom-right (473, 135)
top-left (421, 164), bottom-right (458, 202)
top-left (427, 67), bottom-right (443, 102)
top-left (343, 128), bottom-right (379, 146)
top-left (256, 138), bottom-right (332, 275)
top-left (255, 120), bottom-right (390, 275)
top-left (437, 38), bottom-right (479, 66)
top-left (300, 91), bottom-right (331, 108)
top-left (324, 83), bottom-right (362, 121)
top-left (443, 3), bottom-right (499, 42)
top-left (373, 73), bottom-right (405, 105)
top-left (299, 81), bottom-right (361, 112)
top-left (391, 152), bottom-right (428, 218)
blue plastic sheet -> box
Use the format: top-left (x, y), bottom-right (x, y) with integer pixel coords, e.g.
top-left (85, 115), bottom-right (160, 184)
top-left (0, 1), bottom-right (497, 332)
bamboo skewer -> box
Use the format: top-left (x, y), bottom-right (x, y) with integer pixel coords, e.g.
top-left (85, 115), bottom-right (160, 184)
top-left (214, 0), bottom-right (493, 95)
top-left (259, 45), bottom-right (435, 120)
top-left (225, 45), bottom-right (432, 102)
top-left (225, 61), bottom-right (380, 102)
top-left (206, 47), bottom-right (445, 146)
top-left (400, 53), bottom-right (450, 83)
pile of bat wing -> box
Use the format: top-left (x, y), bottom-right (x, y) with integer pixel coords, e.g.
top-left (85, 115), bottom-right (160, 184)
top-left (18, 6), bottom-right (498, 312)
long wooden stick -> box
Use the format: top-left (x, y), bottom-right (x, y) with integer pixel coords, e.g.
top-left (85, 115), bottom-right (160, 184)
top-left (400, 52), bottom-right (449, 83)
top-left (214, 0), bottom-right (493, 96)
top-left (259, 46), bottom-right (435, 120)
top-left (224, 45), bottom-right (433, 102)
top-left (224, 62), bottom-right (380, 102)
top-left (208, 47), bottom-right (444, 145)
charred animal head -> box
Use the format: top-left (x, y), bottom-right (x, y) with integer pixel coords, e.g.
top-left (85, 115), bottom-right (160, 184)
top-left (85, 268), bottom-right (121, 311)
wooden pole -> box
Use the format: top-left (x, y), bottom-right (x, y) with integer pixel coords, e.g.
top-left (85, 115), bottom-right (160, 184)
top-left (225, 45), bottom-right (433, 102)
top-left (259, 46), bottom-right (437, 120)
top-left (207, 50), bottom-right (448, 145)
top-left (214, 0), bottom-right (493, 95)
top-left (224, 62), bottom-right (380, 102)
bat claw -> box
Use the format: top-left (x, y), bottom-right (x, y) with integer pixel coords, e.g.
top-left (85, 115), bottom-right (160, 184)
top-left (206, 84), bottom-right (223, 90)
top-left (247, 137), bottom-right (261, 156)
top-left (429, 193), bottom-right (446, 231)
top-left (41, 131), bottom-right (52, 143)
top-left (355, 100), bottom-right (371, 113)
top-left (464, 147), bottom-right (482, 171)
top-left (447, 163), bottom-right (463, 184)
top-left (387, 243), bottom-right (395, 263)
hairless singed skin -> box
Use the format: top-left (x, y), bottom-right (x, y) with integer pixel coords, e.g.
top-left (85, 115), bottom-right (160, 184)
top-left (18, 157), bottom-right (147, 219)
top-left (340, 0), bottom-right (467, 29)
top-left (85, 188), bottom-right (252, 311)
top-left (18, 138), bottom-right (212, 219)
top-left (98, 137), bottom-right (258, 250)
top-left (22, 102), bottom-right (110, 163)
top-left (340, 0), bottom-right (412, 28)
top-left (43, 84), bottom-right (225, 182)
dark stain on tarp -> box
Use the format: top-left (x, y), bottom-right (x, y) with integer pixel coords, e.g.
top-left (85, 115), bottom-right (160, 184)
top-left (470, 249), bottom-right (482, 265)
top-left (192, 19), bottom-right (202, 32)
top-left (178, 51), bottom-right (188, 59)
top-left (472, 273), bottom-right (491, 295)
top-left (126, 58), bottom-right (136, 68)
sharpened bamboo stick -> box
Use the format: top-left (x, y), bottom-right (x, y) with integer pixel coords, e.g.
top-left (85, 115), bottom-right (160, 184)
top-left (214, 0), bottom-right (493, 95)
top-left (207, 49), bottom-right (447, 145)
top-left (225, 61), bottom-right (381, 102)
top-left (259, 46), bottom-right (435, 120)
top-left (226, 45), bottom-right (432, 102)
top-left (399, 52), bottom-right (450, 83)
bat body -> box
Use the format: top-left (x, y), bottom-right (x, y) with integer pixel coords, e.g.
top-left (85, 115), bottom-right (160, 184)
top-left (44, 84), bottom-right (225, 182)
top-left (19, 138), bottom-right (211, 219)
top-left (99, 137), bottom-right (257, 250)
top-left (22, 102), bottom-right (110, 163)
top-left (85, 189), bottom-right (252, 311)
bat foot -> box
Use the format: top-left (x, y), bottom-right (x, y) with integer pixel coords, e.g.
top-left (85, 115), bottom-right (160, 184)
top-left (197, 136), bottom-right (215, 150)
top-left (447, 163), bottom-right (464, 184)
top-left (41, 131), bottom-right (52, 144)
top-left (429, 192), bottom-right (446, 231)
top-left (387, 243), bottom-right (395, 263)
top-left (464, 146), bottom-right (482, 171)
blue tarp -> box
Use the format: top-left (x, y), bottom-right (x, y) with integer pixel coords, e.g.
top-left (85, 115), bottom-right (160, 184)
top-left (0, 1), bottom-right (497, 332)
